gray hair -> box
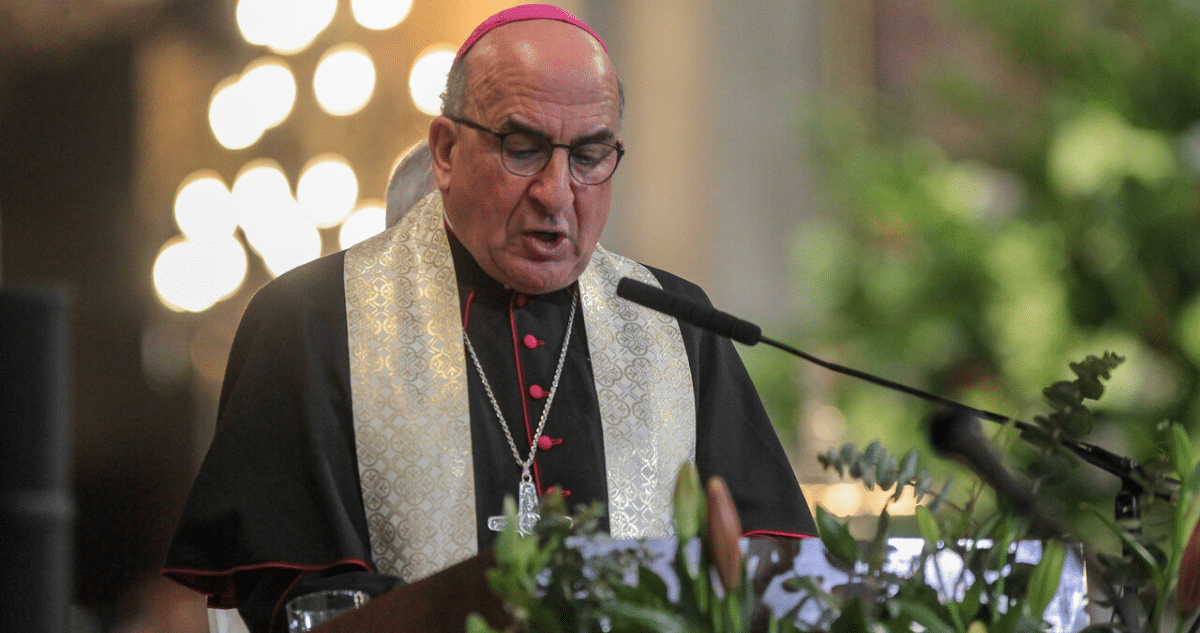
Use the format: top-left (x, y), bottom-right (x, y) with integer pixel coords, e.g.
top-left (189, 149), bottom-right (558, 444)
top-left (385, 139), bottom-right (436, 227)
top-left (441, 56), bottom-right (470, 119)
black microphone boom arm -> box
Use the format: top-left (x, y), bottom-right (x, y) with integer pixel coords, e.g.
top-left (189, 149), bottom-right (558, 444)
top-left (615, 277), bottom-right (1173, 502)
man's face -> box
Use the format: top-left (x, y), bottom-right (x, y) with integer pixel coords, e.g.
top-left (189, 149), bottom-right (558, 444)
top-left (431, 20), bottom-right (621, 295)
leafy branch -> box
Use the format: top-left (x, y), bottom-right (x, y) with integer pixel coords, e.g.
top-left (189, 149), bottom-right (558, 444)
top-left (1024, 352), bottom-right (1125, 453)
top-left (817, 440), bottom-right (952, 512)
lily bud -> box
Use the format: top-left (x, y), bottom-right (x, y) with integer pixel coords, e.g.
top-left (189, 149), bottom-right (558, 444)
top-left (673, 462), bottom-right (704, 541)
top-left (1178, 515), bottom-right (1200, 615)
top-left (705, 476), bottom-right (743, 590)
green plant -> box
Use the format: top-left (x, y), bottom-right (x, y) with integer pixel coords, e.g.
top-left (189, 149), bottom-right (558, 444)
top-left (757, 0), bottom-right (1200, 621)
top-left (809, 353), bottom-right (1200, 633)
top-left (809, 443), bottom-right (1069, 633)
top-left (467, 463), bottom-right (764, 633)
top-left (469, 356), bottom-right (1200, 632)
top-left (755, 0), bottom-right (1200, 524)
top-left (1089, 420), bottom-right (1200, 632)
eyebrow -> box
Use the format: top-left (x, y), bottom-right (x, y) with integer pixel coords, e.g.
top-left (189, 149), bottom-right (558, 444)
top-left (499, 118), bottom-right (617, 145)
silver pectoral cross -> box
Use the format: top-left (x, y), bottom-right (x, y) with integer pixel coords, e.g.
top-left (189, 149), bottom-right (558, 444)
top-left (487, 471), bottom-right (541, 536)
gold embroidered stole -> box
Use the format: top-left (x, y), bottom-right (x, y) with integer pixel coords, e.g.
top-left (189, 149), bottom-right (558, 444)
top-left (577, 249), bottom-right (697, 539)
top-left (345, 192), bottom-right (695, 582)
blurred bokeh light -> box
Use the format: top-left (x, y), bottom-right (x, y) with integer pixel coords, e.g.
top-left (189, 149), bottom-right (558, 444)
top-left (339, 201), bottom-right (387, 249)
top-left (297, 154), bottom-right (359, 229)
top-left (237, 0), bottom-right (337, 55)
top-left (313, 43), bottom-right (376, 116)
top-left (351, 0), bottom-right (414, 31)
top-left (157, 0), bottom-right (465, 315)
top-left (208, 76), bottom-right (260, 150)
top-left (409, 46), bottom-right (454, 116)
top-left (231, 159), bottom-right (323, 277)
top-left (153, 236), bottom-right (248, 313)
top-left (208, 58), bottom-right (297, 150)
top-left (240, 57), bottom-right (297, 130)
top-left (173, 171), bottom-right (237, 240)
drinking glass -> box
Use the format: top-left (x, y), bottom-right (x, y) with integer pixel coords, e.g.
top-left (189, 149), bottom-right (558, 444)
top-left (285, 589), bottom-right (369, 632)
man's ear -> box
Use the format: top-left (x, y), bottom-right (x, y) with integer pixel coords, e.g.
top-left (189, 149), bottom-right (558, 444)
top-left (428, 116), bottom-right (457, 192)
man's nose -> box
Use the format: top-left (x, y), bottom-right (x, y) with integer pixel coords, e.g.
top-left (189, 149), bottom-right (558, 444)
top-left (528, 147), bottom-right (574, 210)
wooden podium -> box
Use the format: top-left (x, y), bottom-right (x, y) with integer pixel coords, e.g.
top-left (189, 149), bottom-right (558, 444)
top-left (312, 550), bottom-right (507, 633)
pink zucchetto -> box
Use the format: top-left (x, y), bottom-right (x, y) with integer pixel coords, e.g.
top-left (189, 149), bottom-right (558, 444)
top-left (454, 4), bottom-right (608, 62)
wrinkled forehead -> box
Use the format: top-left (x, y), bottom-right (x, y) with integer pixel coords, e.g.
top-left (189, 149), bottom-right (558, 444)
top-left (464, 20), bottom-right (620, 126)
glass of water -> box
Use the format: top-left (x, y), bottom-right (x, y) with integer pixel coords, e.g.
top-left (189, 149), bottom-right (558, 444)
top-left (286, 589), bottom-right (369, 632)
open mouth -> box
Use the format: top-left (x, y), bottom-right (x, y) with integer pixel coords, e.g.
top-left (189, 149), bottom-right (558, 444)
top-left (531, 231), bottom-right (560, 243)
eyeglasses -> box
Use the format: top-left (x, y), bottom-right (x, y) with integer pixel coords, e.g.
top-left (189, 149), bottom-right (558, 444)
top-left (447, 115), bottom-right (624, 185)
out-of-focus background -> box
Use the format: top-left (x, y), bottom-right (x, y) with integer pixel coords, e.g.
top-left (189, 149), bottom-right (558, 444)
top-left (3, 0), bottom-right (1200, 630)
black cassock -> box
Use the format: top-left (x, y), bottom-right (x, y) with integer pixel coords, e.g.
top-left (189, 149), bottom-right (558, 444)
top-left (164, 234), bottom-right (816, 633)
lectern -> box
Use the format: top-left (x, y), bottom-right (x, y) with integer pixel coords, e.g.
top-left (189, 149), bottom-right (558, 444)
top-left (312, 550), bottom-right (507, 633)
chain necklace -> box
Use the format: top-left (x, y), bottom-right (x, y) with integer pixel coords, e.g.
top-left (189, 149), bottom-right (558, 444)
top-left (463, 291), bottom-right (577, 535)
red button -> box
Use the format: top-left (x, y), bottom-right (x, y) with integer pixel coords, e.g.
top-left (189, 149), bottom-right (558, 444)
top-left (538, 436), bottom-right (563, 451)
top-left (523, 334), bottom-right (541, 349)
top-left (528, 384), bottom-right (545, 399)
top-left (515, 294), bottom-right (529, 307)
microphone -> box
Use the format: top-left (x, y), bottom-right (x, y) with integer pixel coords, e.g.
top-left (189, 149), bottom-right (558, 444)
top-left (928, 408), bottom-right (1067, 538)
top-left (616, 278), bottom-right (761, 345)
top-left (928, 409), bottom-right (1035, 510)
